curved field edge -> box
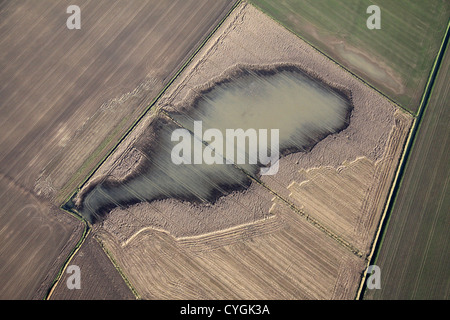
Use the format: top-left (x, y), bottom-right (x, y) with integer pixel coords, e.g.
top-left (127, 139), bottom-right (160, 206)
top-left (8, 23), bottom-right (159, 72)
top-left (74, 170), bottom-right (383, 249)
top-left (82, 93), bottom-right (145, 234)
top-left (358, 19), bottom-right (450, 300)
top-left (45, 208), bottom-right (90, 300)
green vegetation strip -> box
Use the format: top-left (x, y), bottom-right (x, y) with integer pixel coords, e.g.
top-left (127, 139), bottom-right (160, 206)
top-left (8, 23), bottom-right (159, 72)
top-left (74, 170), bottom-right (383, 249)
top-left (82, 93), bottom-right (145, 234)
top-left (58, 115), bottom-right (130, 204)
top-left (356, 18), bottom-right (450, 300)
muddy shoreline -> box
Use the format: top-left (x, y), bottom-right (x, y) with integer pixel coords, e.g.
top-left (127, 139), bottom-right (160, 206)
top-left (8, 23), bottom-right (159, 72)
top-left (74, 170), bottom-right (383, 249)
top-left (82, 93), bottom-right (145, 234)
top-left (75, 64), bottom-right (354, 223)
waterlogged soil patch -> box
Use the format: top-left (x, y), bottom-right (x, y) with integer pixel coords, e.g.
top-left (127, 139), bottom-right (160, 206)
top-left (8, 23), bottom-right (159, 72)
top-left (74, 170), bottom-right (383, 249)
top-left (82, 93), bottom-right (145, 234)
top-left (76, 65), bottom-right (352, 223)
top-left (168, 64), bottom-right (352, 171)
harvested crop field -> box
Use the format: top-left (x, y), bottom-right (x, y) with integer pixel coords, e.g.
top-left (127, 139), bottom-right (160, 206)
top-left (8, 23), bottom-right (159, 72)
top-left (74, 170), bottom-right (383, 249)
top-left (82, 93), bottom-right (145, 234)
top-left (0, 0), bottom-right (236, 299)
top-left (249, 0), bottom-right (450, 112)
top-left (75, 3), bottom-right (413, 299)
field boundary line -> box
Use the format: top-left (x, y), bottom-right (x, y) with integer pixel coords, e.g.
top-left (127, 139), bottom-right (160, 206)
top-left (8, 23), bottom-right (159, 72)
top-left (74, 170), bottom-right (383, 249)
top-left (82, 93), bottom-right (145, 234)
top-left (356, 18), bottom-right (450, 300)
top-left (248, 1), bottom-right (416, 116)
top-left (44, 210), bottom-right (90, 300)
top-left (244, 172), bottom-right (364, 258)
top-left (94, 236), bottom-right (142, 300)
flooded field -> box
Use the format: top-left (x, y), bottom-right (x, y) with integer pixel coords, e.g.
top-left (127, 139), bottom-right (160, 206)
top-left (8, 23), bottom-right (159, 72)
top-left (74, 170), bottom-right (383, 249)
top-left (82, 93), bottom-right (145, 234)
top-left (78, 66), bottom-right (352, 222)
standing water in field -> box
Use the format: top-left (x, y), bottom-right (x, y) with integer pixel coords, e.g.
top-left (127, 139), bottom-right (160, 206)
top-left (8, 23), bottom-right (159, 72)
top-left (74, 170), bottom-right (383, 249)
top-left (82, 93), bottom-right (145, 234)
top-left (77, 66), bottom-right (352, 222)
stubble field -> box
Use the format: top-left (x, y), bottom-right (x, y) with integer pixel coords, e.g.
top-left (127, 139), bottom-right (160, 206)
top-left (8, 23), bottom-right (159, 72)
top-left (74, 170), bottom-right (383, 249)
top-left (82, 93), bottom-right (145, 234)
top-left (249, 0), bottom-right (450, 113)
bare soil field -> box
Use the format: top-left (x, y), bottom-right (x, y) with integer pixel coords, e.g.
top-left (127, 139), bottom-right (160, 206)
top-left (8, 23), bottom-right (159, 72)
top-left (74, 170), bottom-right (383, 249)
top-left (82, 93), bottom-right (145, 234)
top-left (0, 0), bottom-right (236, 299)
top-left (0, 174), bottom-right (83, 299)
top-left (77, 3), bottom-right (413, 299)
